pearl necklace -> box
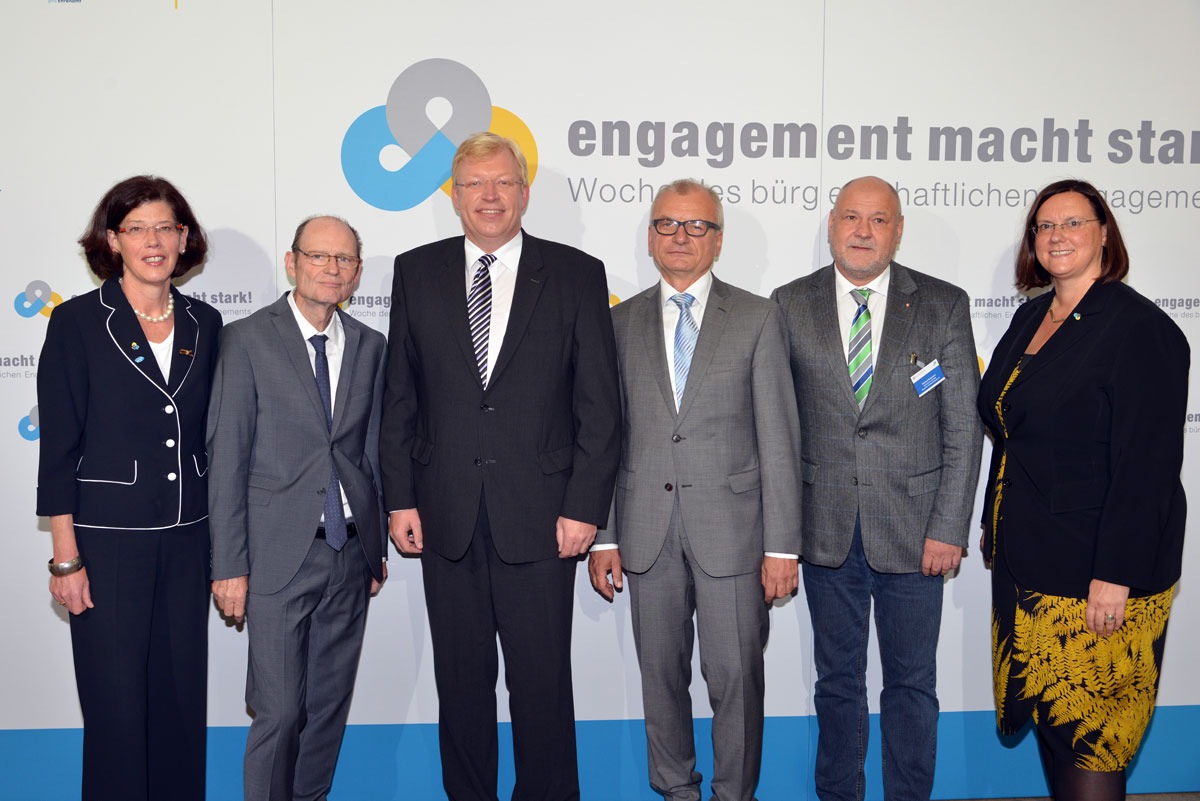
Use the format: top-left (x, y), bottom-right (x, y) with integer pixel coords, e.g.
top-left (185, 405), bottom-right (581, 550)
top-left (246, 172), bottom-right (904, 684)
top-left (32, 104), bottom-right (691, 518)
top-left (132, 292), bottom-right (174, 323)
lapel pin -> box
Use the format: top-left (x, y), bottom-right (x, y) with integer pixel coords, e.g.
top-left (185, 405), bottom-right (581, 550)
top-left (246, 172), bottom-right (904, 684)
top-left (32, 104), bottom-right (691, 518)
top-left (130, 342), bottom-right (140, 350)
top-left (1073, 313), bottom-right (1081, 321)
top-left (178, 348), bottom-right (194, 357)
top-left (134, 356), bottom-right (145, 363)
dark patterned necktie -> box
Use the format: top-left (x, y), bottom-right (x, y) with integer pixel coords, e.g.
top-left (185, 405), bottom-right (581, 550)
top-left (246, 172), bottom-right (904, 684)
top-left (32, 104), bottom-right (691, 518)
top-left (310, 334), bottom-right (347, 551)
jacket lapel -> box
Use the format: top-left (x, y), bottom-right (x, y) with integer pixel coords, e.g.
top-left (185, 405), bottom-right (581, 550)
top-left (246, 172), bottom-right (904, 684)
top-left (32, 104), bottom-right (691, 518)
top-left (270, 294), bottom-right (329, 434)
top-left (101, 279), bottom-right (167, 389)
top-left (677, 275), bottom-right (729, 419)
top-left (811, 267), bottom-right (860, 409)
top-left (1008, 283), bottom-right (1112, 393)
top-left (635, 288), bottom-right (677, 415)
top-left (434, 237), bottom-right (482, 387)
top-left (862, 262), bottom-right (917, 414)
top-left (331, 310), bottom-right (359, 433)
top-left (165, 289), bottom-right (200, 396)
top-left (489, 231), bottom-right (545, 388)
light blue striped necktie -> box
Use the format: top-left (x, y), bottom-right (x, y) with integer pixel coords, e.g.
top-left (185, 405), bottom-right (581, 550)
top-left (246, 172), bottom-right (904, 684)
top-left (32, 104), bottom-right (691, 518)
top-left (848, 288), bottom-right (873, 408)
top-left (670, 293), bottom-right (698, 408)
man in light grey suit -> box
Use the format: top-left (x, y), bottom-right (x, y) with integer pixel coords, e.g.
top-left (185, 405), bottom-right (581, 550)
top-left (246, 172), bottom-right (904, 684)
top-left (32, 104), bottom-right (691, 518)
top-left (771, 177), bottom-right (982, 801)
top-left (589, 180), bottom-right (802, 801)
top-left (208, 216), bottom-right (387, 801)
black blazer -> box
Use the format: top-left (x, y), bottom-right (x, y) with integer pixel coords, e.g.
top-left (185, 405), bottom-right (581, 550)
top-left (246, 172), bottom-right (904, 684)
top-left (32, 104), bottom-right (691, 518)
top-left (978, 280), bottom-right (1188, 598)
top-left (381, 232), bottom-right (621, 563)
top-left (37, 279), bottom-right (223, 530)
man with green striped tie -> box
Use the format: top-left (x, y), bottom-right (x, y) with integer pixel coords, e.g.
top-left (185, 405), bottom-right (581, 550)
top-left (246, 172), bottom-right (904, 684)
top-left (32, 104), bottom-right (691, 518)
top-left (771, 176), bottom-right (983, 801)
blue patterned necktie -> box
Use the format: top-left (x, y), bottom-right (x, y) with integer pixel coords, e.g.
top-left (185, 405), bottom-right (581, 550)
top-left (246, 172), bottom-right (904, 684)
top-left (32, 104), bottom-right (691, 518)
top-left (468, 254), bottom-right (496, 386)
top-left (848, 288), bottom-right (873, 408)
top-left (670, 293), bottom-right (698, 409)
top-left (309, 334), bottom-right (347, 551)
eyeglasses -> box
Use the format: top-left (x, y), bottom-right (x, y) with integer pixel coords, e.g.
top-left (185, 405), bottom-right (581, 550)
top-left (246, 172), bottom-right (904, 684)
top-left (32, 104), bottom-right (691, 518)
top-left (116, 223), bottom-right (184, 238)
top-left (651, 218), bottom-right (721, 237)
top-left (1032, 218), bottom-right (1098, 236)
top-left (454, 178), bottom-right (524, 192)
top-left (295, 248), bottom-right (361, 270)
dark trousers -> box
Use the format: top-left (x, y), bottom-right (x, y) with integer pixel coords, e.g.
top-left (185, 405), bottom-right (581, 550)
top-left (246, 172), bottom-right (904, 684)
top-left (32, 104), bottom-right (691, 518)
top-left (70, 521), bottom-right (209, 801)
top-left (422, 495), bottom-right (580, 801)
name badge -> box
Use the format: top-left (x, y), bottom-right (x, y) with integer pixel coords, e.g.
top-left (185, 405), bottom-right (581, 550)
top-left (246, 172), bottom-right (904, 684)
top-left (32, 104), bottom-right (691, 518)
top-left (910, 359), bottom-right (945, 397)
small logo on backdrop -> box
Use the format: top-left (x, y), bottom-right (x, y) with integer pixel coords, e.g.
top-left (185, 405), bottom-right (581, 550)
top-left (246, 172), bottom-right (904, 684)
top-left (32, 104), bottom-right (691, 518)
top-left (341, 59), bottom-right (538, 211)
top-left (14, 281), bottom-right (62, 318)
top-left (19, 406), bottom-right (39, 441)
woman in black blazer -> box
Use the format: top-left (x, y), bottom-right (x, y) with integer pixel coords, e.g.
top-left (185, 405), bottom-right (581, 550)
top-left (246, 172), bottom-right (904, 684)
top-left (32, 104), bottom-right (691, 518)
top-left (978, 179), bottom-right (1187, 801)
top-left (37, 176), bottom-right (222, 801)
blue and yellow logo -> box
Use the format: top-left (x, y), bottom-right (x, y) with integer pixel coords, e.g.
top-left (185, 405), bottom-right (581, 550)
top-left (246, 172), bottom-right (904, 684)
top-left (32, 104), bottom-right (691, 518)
top-left (18, 406), bottom-right (39, 441)
top-left (341, 59), bottom-right (538, 211)
top-left (14, 281), bottom-right (61, 318)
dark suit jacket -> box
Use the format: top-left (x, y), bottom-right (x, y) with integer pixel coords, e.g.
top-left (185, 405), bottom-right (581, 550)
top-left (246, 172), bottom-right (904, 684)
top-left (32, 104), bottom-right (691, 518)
top-left (37, 279), bottom-right (222, 529)
top-left (598, 276), bottom-right (802, 577)
top-left (381, 232), bottom-right (621, 563)
top-left (772, 262), bottom-right (982, 573)
top-left (979, 280), bottom-right (1188, 598)
top-left (207, 293), bottom-right (387, 594)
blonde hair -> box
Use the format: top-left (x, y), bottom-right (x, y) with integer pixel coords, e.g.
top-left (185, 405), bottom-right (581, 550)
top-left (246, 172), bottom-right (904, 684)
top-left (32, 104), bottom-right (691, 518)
top-left (451, 132), bottom-right (529, 184)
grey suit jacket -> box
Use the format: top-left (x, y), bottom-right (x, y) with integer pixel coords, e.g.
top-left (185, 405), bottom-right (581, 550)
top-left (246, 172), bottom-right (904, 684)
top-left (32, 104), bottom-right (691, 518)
top-left (207, 293), bottom-right (387, 594)
top-left (596, 275), bottom-right (802, 578)
top-left (771, 262), bottom-right (982, 573)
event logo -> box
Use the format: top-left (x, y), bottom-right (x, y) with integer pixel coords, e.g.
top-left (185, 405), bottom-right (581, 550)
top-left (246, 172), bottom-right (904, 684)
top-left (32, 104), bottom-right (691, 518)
top-left (14, 281), bottom-right (62, 318)
top-left (18, 406), bottom-right (38, 441)
top-left (341, 59), bottom-right (538, 211)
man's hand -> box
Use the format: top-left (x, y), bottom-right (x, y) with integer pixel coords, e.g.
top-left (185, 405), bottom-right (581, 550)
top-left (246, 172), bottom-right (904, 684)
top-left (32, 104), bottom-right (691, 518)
top-left (213, 575), bottom-right (249, 624)
top-left (761, 555), bottom-right (798, 602)
top-left (370, 561), bottom-right (388, 596)
top-left (389, 509), bottom-right (424, 555)
top-left (922, 538), bottom-right (963, 577)
top-left (556, 516), bottom-right (598, 558)
top-left (588, 549), bottom-right (624, 601)
top-left (1086, 579), bottom-right (1130, 637)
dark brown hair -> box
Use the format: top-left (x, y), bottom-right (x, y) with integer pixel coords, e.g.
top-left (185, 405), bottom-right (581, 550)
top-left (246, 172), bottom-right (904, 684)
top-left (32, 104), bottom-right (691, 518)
top-left (1015, 179), bottom-right (1129, 290)
top-left (78, 175), bottom-right (208, 280)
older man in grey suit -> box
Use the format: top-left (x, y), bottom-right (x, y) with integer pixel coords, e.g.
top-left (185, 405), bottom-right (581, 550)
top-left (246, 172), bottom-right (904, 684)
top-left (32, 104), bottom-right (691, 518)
top-left (771, 176), bottom-right (982, 801)
top-left (208, 215), bottom-right (387, 801)
top-left (590, 180), bottom-right (802, 801)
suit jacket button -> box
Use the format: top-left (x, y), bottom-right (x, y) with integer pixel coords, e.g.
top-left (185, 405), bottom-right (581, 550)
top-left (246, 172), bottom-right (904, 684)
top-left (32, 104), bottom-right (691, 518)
top-left (857, 428), bottom-right (867, 438)
top-left (851, 476), bottom-right (858, 486)
top-left (474, 458), bottom-right (482, 466)
top-left (165, 438), bottom-right (176, 448)
top-left (671, 434), bottom-right (682, 443)
top-left (664, 483), bottom-right (673, 492)
top-left (480, 403), bottom-right (491, 411)
top-left (163, 404), bottom-right (174, 414)
top-left (167, 472), bottom-right (177, 481)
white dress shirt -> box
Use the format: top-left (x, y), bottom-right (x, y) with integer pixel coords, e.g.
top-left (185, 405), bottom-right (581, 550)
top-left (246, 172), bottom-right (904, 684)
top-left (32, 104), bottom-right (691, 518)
top-left (834, 265), bottom-right (891, 360)
top-left (287, 292), bottom-right (352, 521)
top-left (465, 233), bottom-right (522, 387)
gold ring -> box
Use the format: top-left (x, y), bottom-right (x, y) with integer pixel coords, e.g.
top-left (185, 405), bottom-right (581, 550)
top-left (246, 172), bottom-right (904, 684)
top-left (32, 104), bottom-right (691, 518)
top-left (57, 601), bottom-right (66, 607)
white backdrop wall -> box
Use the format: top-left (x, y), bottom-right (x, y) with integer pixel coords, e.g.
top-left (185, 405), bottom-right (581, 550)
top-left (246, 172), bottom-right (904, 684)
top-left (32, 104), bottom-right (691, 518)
top-left (2, 1), bottom-right (1198, 798)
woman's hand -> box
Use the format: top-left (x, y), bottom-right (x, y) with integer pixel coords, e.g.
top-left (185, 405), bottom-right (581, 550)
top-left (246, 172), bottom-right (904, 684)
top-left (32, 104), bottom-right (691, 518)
top-left (1086, 579), bottom-right (1130, 637)
top-left (50, 567), bottom-right (93, 616)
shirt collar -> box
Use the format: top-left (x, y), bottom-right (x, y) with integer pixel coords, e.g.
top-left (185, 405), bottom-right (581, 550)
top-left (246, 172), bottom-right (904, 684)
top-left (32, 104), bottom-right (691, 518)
top-left (287, 291), bottom-right (344, 349)
top-left (465, 231), bottom-right (523, 275)
top-left (659, 269), bottom-right (714, 309)
top-left (834, 263), bottom-right (891, 300)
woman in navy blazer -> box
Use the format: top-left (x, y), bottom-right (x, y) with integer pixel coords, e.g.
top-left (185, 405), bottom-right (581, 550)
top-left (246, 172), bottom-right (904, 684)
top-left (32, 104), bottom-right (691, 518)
top-left (979, 180), bottom-right (1187, 801)
top-left (37, 176), bottom-right (222, 801)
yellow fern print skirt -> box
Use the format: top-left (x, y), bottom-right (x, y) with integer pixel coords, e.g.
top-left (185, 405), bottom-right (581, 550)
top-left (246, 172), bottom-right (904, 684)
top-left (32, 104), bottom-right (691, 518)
top-left (991, 556), bottom-right (1173, 771)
